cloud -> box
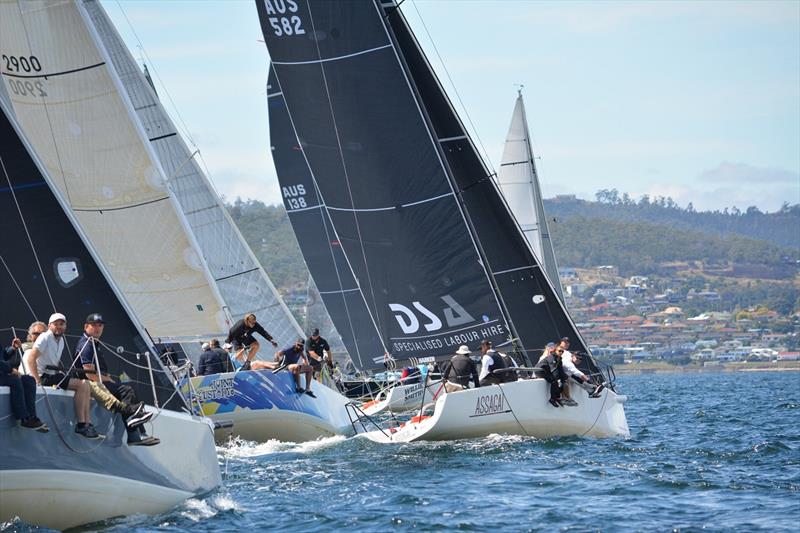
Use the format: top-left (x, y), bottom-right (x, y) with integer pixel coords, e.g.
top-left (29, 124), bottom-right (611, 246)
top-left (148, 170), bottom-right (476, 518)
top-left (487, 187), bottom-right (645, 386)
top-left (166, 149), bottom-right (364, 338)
top-left (698, 162), bottom-right (799, 185)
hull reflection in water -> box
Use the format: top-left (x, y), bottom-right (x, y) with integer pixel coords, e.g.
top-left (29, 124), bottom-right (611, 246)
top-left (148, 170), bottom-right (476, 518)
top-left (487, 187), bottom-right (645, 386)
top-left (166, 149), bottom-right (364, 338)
top-left (361, 379), bottom-right (629, 443)
top-left (182, 370), bottom-right (353, 443)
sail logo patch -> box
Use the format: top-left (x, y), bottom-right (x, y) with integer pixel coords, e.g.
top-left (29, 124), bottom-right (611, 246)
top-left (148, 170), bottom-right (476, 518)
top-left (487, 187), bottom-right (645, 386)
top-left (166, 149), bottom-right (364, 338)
top-left (196, 377), bottom-right (235, 403)
top-left (389, 294), bottom-right (474, 334)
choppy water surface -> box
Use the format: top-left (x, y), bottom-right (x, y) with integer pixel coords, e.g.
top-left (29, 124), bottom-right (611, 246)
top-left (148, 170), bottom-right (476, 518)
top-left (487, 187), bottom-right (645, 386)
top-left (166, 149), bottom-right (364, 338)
top-left (8, 372), bottom-right (800, 532)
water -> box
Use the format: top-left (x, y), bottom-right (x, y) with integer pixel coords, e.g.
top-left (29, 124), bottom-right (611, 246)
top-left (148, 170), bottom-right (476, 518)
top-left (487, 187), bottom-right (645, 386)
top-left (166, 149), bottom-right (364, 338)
top-left (6, 372), bottom-right (799, 532)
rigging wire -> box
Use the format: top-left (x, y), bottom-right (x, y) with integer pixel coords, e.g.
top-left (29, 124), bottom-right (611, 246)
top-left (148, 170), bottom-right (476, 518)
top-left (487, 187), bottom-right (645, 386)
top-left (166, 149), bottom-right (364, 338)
top-left (0, 156), bottom-right (56, 313)
top-left (408, 0), bottom-right (496, 175)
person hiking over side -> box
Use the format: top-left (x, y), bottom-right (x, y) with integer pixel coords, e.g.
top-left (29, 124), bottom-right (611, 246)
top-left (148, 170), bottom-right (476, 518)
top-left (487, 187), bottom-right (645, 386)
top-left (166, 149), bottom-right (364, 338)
top-left (275, 338), bottom-right (315, 397)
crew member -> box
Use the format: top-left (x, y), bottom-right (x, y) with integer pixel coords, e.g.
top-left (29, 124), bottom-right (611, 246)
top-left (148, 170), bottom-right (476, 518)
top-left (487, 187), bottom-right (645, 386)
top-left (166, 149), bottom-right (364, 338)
top-left (306, 328), bottom-right (331, 382)
top-left (226, 313), bottom-right (278, 371)
top-left (441, 344), bottom-right (480, 391)
top-left (478, 339), bottom-right (507, 386)
top-left (275, 338), bottom-right (315, 397)
top-left (77, 313), bottom-right (159, 446)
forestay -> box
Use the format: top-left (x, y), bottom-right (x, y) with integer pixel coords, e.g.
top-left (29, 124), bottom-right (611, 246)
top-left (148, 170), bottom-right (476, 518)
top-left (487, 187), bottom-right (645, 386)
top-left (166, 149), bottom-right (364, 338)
top-left (0, 0), bottom-right (227, 341)
top-left (267, 66), bottom-right (386, 372)
top-left (384, 4), bottom-right (591, 363)
top-left (257, 0), bottom-right (512, 366)
top-left (497, 92), bottom-right (565, 303)
top-left (83, 0), bottom-right (303, 345)
top-left (0, 101), bottom-right (183, 409)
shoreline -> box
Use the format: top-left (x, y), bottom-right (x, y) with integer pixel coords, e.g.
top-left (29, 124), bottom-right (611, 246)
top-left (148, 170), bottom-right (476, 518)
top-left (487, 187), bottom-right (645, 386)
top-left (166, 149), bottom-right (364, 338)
top-left (612, 362), bottom-right (800, 375)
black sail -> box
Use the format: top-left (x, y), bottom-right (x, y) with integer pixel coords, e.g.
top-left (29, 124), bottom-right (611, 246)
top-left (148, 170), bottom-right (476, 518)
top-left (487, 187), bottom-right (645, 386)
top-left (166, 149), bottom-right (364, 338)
top-left (382, 5), bottom-right (593, 366)
top-left (258, 1), bottom-right (512, 368)
top-left (0, 105), bottom-right (183, 409)
top-left (268, 66), bottom-right (386, 371)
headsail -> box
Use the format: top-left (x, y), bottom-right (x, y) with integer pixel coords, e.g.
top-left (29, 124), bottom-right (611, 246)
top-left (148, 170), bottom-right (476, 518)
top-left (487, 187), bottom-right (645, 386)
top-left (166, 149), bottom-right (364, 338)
top-left (0, 101), bottom-right (182, 409)
top-left (257, 0), bottom-right (596, 369)
top-left (82, 0), bottom-right (303, 345)
top-left (0, 0), bottom-right (228, 342)
top-left (267, 66), bottom-right (386, 372)
top-left (257, 0), bottom-right (512, 369)
top-left (497, 92), bottom-right (564, 302)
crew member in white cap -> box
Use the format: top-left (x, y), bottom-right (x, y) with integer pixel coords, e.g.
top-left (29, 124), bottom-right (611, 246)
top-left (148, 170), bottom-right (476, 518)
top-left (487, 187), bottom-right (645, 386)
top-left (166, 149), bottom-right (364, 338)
top-left (26, 313), bottom-right (102, 439)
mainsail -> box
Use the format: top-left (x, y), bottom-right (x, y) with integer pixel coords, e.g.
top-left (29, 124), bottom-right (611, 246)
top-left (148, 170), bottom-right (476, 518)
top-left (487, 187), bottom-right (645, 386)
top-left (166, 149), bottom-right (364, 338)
top-left (82, 0), bottom-right (303, 345)
top-left (0, 0), bottom-right (228, 342)
top-left (0, 101), bottom-right (182, 409)
top-left (257, 0), bottom-right (596, 369)
top-left (497, 91), bottom-right (565, 302)
top-left (267, 67), bottom-right (386, 371)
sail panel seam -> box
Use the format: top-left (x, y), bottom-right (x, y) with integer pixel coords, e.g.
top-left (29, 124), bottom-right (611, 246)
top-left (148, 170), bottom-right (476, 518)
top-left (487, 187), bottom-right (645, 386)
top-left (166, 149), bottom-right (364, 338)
top-left (272, 43), bottom-right (392, 66)
top-left (2, 61), bottom-right (106, 79)
top-left (326, 191), bottom-right (453, 212)
top-left (73, 195), bottom-right (169, 212)
top-left (214, 267), bottom-right (260, 283)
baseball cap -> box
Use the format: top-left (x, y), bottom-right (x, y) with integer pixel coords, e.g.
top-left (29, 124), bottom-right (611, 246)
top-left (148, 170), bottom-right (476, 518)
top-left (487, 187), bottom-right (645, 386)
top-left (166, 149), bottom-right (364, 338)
top-left (295, 337), bottom-right (305, 345)
top-left (85, 313), bottom-right (104, 324)
top-left (48, 312), bottom-right (66, 324)
top-left (312, 328), bottom-right (320, 336)
top-left (560, 337), bottom-right (570, 342)
top-left (546, 342), bottom-right (556, 349)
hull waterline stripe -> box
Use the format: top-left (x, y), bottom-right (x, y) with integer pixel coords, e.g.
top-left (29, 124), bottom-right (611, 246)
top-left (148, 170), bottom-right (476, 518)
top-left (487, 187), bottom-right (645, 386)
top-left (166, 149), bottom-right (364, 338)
top-left (2, 61), bottom-right (106, 79)
top-left (273, 44), bottom-right (393, 66)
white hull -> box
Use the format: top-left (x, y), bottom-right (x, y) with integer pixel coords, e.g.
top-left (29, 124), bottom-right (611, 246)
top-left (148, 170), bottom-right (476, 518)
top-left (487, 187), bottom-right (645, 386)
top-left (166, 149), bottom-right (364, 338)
top-left (0, 388), bottom-right (221, 530)
top-left (361, 378), bottom-right (629, 442)
top-left (360, 379), bottom-right (444, 416)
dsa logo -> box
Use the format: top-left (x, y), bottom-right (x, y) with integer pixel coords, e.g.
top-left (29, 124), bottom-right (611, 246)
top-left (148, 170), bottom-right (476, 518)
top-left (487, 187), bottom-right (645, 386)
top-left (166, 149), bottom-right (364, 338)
top-left (389, 295), bottom-right (474, 334)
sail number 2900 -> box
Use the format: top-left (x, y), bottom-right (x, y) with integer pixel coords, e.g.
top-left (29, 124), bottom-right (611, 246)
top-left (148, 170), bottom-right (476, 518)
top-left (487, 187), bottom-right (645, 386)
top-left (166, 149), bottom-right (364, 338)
top-left (264, 0), bottom-right (305, 36)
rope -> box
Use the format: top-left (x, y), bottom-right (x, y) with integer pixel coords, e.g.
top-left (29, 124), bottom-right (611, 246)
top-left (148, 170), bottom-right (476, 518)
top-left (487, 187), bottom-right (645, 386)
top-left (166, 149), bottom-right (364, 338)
top-left (0, 155), bottom-right (56, 312)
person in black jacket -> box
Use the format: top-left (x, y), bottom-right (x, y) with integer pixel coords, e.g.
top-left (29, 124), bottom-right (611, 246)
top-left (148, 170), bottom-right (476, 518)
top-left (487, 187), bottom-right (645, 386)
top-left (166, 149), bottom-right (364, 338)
top-left (198, 339), bottom-right (234, 375)
top-left (534, 342), bottom-right (564, 407)
top-left (226, 313), bottom-right (278, 371)
top-left (2, 333), bottom-right (48, 432)
top-left (441, 344), bottom-right (480, 391)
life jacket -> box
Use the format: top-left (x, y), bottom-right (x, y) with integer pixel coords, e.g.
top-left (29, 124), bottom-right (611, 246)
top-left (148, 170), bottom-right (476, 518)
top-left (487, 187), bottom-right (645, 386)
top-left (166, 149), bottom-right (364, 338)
top-left (446, 354), bottom-right (476, 387)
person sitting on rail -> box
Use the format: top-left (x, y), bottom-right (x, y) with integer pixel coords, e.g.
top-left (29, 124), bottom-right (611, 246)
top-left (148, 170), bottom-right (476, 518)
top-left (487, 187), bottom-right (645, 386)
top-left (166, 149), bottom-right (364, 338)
top-left (275, 338), bottom-right (316, 397)
top-left (76, 313), bottom-right (159, 446)
top-left (478, 339), bottom-right (507, 386)
top-left (399, 366), bottom-right (422, 385)
top-left (2, 328), bottom-right (48, 432)
top-left (441, 344), bottom-right (480, 392)
top-left (226, 313), bottom-right (278, 371)
top-left (24, 313), bottom-right (101, 439)
top-left (557, 337), bottom-right (603, 402)
top-left (534, 342), bottom-right (564, 407)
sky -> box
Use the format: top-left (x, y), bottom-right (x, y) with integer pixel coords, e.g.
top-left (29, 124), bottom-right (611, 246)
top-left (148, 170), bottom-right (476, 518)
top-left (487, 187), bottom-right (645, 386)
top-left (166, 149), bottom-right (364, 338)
top-left (103, 0), bottom-right (800, 213)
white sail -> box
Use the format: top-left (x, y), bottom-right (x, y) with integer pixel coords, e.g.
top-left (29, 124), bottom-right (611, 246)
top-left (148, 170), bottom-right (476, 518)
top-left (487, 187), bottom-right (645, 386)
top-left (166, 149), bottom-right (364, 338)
top-left (0, 0), bottom-right (228, 340)
top-left (82, 0), bottom-right (304, 345)
top-left (497, 92), bottom-right (565, 302)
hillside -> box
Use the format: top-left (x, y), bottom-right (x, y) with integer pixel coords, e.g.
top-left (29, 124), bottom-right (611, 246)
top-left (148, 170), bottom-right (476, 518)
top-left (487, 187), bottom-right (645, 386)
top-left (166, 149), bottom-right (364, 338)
top-left (225, 195), bottom-right (798, 291)
top-left (544, 192), bottom-right (799, 250)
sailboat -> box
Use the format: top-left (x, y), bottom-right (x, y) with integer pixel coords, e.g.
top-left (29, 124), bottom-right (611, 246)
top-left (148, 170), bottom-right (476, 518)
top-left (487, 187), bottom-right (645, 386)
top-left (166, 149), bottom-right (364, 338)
top-left (256, 0), bottom-right (628, 441)
top-left (497, 91), bottom-right (565, 303)
top-left (0, 92), bottom-right (220, 530)
top-left (0, 0), bottom-right (348, 440)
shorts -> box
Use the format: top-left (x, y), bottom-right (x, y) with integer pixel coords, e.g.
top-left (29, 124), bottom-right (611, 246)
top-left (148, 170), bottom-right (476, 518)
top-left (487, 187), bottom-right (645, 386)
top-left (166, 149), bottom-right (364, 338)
top-left (308, 358), bottom-right (322, 371)
top-left (231, 340), bottom-right (251, 351)
top-left (41, 372), bottom-right (71, 390)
